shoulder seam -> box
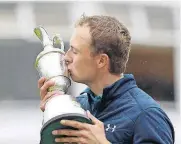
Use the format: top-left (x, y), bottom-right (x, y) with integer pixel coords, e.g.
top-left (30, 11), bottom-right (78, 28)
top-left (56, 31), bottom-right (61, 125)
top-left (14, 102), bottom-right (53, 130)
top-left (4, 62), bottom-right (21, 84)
top-left (132, 107), bottom-right (162, 131)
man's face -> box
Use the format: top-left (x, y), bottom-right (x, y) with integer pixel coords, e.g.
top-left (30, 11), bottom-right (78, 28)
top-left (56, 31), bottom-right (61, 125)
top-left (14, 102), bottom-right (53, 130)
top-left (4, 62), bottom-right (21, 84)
top-left (64, 26), bottom-right (98, 84)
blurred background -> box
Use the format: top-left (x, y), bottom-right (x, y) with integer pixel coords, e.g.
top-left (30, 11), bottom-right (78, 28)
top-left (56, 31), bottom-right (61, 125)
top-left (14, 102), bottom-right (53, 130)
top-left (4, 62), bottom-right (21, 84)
top-left (0, 1), bottom-right (180, 143)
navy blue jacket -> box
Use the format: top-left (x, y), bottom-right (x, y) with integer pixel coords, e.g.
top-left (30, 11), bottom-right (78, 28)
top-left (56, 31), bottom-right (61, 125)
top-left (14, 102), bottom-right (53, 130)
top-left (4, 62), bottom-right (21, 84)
top-left (76, 74), bottom-right (174, 144)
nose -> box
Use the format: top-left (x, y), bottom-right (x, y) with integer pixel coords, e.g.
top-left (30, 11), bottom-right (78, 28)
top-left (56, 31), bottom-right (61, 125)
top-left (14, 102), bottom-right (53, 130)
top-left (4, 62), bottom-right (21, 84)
top-left (64, 51), bottom-right (72, 65)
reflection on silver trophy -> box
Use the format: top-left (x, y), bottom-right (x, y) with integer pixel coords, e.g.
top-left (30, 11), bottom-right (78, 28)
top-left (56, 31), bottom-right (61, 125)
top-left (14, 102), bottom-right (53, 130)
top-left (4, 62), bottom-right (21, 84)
top-left (34, 26), bottom-right (91, 144)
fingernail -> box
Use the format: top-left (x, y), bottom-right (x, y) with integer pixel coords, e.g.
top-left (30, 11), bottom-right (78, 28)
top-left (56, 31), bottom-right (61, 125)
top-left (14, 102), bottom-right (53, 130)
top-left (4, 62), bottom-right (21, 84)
top-left (55, 138), bottom-right (59, 142)
top-left (53, 93), bottom-right (60, 96)
top-left (55, 91), bottom-right (64, 95)
top-left (87, 110), bottom-right (90, 115)
top-left (60, 120), bottom-right (65, 124)
top-left (52, 130), bottom-right (57, 135)
top-left (59, 91), bottom-right (65, 94)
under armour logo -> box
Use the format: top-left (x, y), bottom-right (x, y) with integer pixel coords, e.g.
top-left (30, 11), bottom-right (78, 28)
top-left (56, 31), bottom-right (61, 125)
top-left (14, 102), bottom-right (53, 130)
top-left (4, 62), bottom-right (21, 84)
top-left (105, 124), bottom-right (116, 132)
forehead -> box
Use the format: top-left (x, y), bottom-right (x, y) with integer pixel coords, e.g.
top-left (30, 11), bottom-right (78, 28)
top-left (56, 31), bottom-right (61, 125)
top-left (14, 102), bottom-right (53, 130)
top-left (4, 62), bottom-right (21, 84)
top-left (70, 26), bottom-right (92, 46)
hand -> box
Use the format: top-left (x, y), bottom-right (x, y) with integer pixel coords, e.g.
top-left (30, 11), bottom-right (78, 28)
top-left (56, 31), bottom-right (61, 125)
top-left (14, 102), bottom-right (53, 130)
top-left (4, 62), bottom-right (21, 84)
top-left (52, 110), bottom-right (110, 144)
top-left (38, 77), bottom-right (63, 111)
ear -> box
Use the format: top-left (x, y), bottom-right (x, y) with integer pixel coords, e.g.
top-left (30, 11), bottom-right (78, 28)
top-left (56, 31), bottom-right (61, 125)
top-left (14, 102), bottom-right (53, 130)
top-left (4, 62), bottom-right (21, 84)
top-left (97, 54), bottom-right (109, 68)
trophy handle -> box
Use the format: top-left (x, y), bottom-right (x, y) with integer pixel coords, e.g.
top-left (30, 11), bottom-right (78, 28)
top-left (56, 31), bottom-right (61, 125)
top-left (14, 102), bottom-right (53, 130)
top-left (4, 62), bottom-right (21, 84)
top-left (53, 34), bottom-right (65, 51)
top-left (34, 26), bottom-right (52, 47)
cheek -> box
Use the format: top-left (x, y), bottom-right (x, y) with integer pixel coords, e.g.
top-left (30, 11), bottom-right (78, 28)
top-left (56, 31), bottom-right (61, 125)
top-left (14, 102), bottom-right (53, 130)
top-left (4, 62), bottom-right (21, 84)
top-left (73, 57), bottom-right (96, 73)
top-left (69, 57), bottom-right (83, 75)
top-left (83, 61), bottom-right (97, 76)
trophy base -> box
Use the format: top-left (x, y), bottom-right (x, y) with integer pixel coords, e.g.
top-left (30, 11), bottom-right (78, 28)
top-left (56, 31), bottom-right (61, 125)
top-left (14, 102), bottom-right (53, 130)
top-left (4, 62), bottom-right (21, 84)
top-left (40, 113), bottom-right (92, 144)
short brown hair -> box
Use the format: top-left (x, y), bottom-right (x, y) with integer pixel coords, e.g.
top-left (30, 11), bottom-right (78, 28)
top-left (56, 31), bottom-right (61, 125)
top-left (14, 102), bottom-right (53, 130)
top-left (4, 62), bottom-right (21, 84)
top-left (75, 15), bottom-right (131, 74)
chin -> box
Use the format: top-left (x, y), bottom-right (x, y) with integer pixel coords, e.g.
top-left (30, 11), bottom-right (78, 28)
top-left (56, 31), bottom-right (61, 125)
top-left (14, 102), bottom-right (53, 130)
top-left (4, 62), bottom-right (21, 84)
top-left (69, 74), bottom-right (78, 82)
top-left (71, 77), bottom-right (81, 83)
top-left (69, 71), bottom-right (86, 83)
top-left (70, 75), bottom-right (84, 83)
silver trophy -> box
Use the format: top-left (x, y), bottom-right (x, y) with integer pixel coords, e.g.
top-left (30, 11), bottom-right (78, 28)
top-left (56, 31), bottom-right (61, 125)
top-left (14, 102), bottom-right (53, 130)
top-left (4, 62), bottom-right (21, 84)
top-left (34, 26), bottom-right (91, 144)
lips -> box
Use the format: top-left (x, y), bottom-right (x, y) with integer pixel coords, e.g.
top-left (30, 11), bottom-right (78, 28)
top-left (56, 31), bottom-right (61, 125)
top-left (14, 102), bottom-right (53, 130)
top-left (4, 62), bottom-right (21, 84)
top-left (67, 69), bottom-right (72, 76)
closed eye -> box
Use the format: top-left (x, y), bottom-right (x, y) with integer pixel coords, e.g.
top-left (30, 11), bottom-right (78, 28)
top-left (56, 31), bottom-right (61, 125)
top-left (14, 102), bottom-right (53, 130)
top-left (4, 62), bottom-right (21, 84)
top-left (70, 46), bottom-right (78, 54)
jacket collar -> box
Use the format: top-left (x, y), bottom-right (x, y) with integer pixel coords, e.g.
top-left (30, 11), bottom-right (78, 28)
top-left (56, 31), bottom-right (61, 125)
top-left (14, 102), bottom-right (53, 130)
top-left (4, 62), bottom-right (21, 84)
top-left (80, 74), bottom-right (137, 103)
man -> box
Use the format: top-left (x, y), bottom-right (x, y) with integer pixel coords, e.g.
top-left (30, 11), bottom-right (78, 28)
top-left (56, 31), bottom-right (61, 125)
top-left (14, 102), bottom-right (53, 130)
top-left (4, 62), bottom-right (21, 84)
top-left (38, 15), bottom-right (174, 143)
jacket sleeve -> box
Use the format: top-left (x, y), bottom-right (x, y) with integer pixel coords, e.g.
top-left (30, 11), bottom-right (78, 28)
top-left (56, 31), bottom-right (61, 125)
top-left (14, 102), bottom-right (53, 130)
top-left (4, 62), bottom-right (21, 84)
top-left (133, 107), bottom-right (174, 144)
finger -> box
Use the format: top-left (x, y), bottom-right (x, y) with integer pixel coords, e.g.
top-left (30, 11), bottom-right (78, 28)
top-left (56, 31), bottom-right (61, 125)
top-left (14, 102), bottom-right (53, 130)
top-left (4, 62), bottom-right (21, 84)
top-left (40, 91), bottom-right (64, 111)
top-left (42, 91), bottom-right (64, 102)
top-left (60, 120), bottom-right (88, 130)
top-left (87, 110), bottom-right (100, 125)
top-left (52, 129), bottom-right (88, 137)
top-left (40, 80), bottom-right (55, 100)
top-left (55, 137), bottom-right (86, 143)
top-left (40, 91), bottom-right (57, 111)
top-left (38, 77), bottom-right (46, 89)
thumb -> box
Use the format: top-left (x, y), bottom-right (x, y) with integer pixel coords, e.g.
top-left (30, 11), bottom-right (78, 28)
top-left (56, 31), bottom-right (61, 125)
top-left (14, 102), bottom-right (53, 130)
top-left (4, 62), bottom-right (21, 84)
top-left (87, 110), bottom-right (100, 125)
